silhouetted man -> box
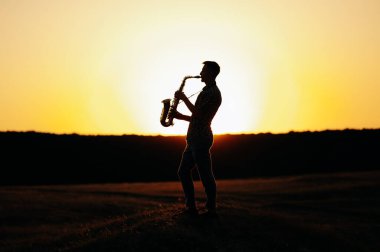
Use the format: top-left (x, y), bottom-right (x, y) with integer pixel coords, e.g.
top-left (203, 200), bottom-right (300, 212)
top-left (173, 61), bottom-right (222, 217)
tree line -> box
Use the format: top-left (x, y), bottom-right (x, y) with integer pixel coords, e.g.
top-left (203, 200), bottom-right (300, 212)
top-left (1, 129), bottom-right (379, 185)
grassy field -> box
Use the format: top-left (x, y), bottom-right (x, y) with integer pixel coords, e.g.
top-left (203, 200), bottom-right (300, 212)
top-left (1, 171), bottom-right (379, 252)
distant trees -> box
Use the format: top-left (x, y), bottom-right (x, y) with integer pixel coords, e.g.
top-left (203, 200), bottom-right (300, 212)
top-left (1, 129), bottom-right (379, 185)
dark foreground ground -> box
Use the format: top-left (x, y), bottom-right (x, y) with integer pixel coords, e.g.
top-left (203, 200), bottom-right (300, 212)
top-left (1, 171), bottom-right (379, 252)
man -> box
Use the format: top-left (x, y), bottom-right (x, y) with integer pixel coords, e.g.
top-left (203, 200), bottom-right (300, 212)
top-left (173, 61), bottom-right (222, 217)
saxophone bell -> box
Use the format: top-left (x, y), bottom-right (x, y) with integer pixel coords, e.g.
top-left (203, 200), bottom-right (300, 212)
top-left (160, 98), bottom-right (174, 127)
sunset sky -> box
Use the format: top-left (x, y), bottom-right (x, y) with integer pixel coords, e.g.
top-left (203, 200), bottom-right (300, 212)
top-left (1, 0), bottom-right (379, 136)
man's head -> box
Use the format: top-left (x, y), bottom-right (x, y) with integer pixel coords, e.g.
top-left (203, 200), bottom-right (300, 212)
top-left (200, 61), bottom-right (220, 84)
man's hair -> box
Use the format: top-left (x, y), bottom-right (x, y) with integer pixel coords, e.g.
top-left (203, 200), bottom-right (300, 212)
top-left (203, 61), bottom-right (220, 78)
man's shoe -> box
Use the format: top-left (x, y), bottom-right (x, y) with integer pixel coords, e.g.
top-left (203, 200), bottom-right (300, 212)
top-left (180, 207), bottom-right (199, 217)
top-left (200, 209), bottom-right (218, 219)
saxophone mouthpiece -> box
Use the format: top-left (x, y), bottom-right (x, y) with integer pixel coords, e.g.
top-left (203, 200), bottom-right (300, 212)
top-left (194, 75), bottom-right (201, 78)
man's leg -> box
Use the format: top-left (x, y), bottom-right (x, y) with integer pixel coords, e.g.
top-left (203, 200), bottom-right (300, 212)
top-left (193, 146), bottom-right (216, 211)
top-left (177, 145), bottom-right (196, 209)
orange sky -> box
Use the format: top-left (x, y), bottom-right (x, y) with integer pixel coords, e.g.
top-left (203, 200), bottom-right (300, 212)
top-left (1, 0), bottom-right (379, 135)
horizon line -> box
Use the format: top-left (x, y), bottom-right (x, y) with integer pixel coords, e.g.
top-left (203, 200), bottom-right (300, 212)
top-left (1, 127), bottom-right (379, 137)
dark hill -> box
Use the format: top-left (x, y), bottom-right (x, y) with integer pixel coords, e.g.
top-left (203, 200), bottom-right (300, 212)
top-left (0, 129), bottom-right (379, 185)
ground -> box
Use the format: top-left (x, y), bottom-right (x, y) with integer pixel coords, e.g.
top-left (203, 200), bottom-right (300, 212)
top-left (1, 171), bottom-right (379, 252)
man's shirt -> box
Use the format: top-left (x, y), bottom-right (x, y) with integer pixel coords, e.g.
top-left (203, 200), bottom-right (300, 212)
top-left (187, 84), bottom-right (222, 141)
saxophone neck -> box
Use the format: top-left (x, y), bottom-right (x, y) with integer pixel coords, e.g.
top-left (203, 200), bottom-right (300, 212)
top-left (179, 75), bottom-right (200, 90)
top-left (184, 75), bottom-right (201, 80)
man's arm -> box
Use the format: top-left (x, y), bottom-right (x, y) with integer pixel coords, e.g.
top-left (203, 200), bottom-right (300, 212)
top-left (175, 91), bottom-right (195, 113)
top-left (172, 110), bottom-right (191, 122)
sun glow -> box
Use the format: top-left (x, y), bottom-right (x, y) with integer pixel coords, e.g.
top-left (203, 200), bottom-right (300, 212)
top-left (106, 11), bottom-right (266, 136)
top-left (1, 1), bottom-right (380, 135)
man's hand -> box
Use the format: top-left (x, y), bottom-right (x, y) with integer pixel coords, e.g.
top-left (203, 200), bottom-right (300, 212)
top-left (170, 109), bottom-right (182, 119)
top-left (175, 90), bottom-right (195, 114)
top-left (170, 108), bottom-right (191, 122)
top-left (175, 91), bottom-right (187, 101)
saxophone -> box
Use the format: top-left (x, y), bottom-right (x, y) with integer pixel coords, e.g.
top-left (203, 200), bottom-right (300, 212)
top-left (160, 75), bottom-right (200, 127)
